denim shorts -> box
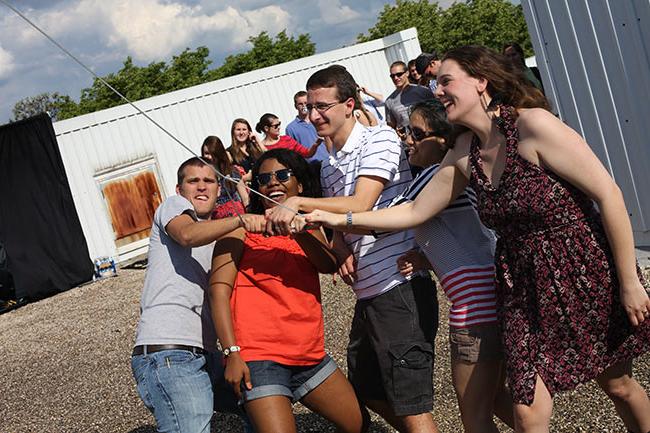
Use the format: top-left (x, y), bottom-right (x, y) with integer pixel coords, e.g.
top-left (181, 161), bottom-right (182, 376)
top-left (347, 276), bottom-right (438, 417)
top-left (241, 354), bottom-right (337, 403)
top-left (449, 322), bottom-right (503, 364)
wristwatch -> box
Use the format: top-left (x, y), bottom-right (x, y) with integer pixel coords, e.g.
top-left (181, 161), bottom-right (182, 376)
top-left (222, 345), bottom-right (241, 357)
top-left (346, 211), bottom-right (353, 228)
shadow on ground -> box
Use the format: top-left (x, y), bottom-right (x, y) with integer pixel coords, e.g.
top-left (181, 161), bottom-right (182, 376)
top-left (126, 412), bottom-right (394, 433)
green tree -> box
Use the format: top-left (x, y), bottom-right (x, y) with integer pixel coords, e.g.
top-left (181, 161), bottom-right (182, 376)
top-left (72, 47), bottom-right (213, 118)
top-left (208, 31), bottom-right (315, 80)
top-left (357, 0), bottom-right (443, 53)
top-left (358, 0), bottom-right (532, 56)
top-left (11, 92), bottom-right (78, 122)
top-left (42, 31), bottom-right (314, 120)
top-left (439, 0), bottom-right (532, 54)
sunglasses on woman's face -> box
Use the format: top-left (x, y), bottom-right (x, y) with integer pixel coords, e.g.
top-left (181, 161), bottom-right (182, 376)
top-left (270, 122), bottom-right (281, 129)
top-left (256, 168), bottom-right (293, 186)
top-left (405, 125), bottom-right (438, 142)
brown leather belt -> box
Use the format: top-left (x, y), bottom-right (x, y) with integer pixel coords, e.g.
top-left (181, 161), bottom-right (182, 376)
top-left (132, 344), bottom-right (205, 356)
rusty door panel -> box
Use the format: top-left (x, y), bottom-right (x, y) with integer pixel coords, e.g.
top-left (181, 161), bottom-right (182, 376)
top-left (102, 170), bottom-right (162, 246)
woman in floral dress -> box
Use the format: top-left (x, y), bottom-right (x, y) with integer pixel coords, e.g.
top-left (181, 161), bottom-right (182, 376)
top-left (304, 46), bottom-right (650, 432)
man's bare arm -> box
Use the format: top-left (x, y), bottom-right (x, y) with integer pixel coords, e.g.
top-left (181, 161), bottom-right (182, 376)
top-left (166, 214), bottom-right (248, 247)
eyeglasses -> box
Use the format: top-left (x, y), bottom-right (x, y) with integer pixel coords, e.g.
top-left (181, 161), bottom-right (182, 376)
top-left (305, 101), bottom-right (344, 114)
top-left (270, 122), bottom-right (281, 128)
top-left (389, 71), bottom-right (407, 79)
top-left (256, 168), bottom-right (293, 186)
top-left (404, 125), bottom-right (438, 142)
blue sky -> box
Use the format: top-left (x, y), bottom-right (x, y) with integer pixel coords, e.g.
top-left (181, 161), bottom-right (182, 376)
top-left (0, 0), bottom-right (517, 123)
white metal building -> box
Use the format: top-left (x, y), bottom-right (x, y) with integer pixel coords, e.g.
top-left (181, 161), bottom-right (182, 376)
top-left (53, 28), bottom-right (422, 263)
top-left (522, 0), bottom-right (650, 257)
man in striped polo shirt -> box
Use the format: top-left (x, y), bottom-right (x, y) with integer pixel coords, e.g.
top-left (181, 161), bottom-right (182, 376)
top-left (266, 65), bottom-right (440, 433)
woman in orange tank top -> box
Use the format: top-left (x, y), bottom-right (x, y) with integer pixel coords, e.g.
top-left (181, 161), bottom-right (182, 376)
top-left (209, 148), bottom-right (366, 433)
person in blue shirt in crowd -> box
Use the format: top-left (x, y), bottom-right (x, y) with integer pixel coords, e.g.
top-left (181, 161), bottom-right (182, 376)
top-left (286, 91), bottom-right (330, 165)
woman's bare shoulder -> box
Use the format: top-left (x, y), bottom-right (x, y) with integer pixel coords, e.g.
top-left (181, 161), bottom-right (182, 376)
top-left (516, 107), bottom-right (559, 133)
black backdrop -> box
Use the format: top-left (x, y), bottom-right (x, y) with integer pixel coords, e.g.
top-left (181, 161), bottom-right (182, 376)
top-left (0, 114), bottom-right (93, 300)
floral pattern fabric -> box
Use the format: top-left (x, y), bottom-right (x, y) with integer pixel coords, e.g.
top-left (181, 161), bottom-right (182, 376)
top-left (468, 105), bottom-right (650, 405)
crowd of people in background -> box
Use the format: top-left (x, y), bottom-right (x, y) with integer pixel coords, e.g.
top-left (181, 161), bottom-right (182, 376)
top-left (131, 43), bottom-right (650, 433)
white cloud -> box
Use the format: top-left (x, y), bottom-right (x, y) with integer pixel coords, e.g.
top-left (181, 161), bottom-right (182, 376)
top-left (8, 1), bottom-right (102, 46)
top-left (241, 5), bottom-right (291, 40)
top-left (5, 0), bottom-right (291, 61)
top-left (105, 1), bottom-right (290, 60)
top-left (0, 45), bottom-right (16, 80)
top-left (317, 0), bottom-right (360, 25)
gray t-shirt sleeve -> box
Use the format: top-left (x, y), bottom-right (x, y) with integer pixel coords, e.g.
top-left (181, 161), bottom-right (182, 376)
top-left (157, 195), bottom-right (197, 235)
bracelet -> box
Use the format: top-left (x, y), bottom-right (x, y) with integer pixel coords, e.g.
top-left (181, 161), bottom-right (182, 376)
top-left (346, 211), bottom-right (353, 228)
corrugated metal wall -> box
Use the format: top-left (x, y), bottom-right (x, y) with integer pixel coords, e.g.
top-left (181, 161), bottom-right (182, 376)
top-left (53, 28), bottom-right (423, 262)
top-left (522, 0), bottom-right (650, 246)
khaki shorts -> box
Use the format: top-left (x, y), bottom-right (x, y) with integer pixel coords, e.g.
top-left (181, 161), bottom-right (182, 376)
top-left (449, 322), bottom-right (503, 364)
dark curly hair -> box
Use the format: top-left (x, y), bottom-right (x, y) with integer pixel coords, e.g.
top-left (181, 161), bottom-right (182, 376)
top-left (248, 149), bottom-right (321, 214)
top-left (409, 100), bottom-right (453, 145)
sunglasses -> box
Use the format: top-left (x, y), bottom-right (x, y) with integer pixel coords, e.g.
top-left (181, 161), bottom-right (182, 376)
top-left (270, 122), bottom-right (281, 128)
top-left (256, 168), bottom-right (293, 186)
top-left (389, 70), bottom-right (407, 79)
top-left (405, 125), bottom-right (438, 142)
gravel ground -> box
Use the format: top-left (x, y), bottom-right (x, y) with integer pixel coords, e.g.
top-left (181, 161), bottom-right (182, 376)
top-left (1, 268), bottom-right (649, 433)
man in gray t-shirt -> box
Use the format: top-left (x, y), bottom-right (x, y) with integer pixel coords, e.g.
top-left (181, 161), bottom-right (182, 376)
top-left (385, 60), bottom-right (435, 131)
top-left (131, 157), bottom-right (253, 433)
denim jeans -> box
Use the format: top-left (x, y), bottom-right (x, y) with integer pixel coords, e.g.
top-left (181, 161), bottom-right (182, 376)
top-left (131, 349), bottom-right (214, 433)
top-left (132, 349), bottom-right (254, 433)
